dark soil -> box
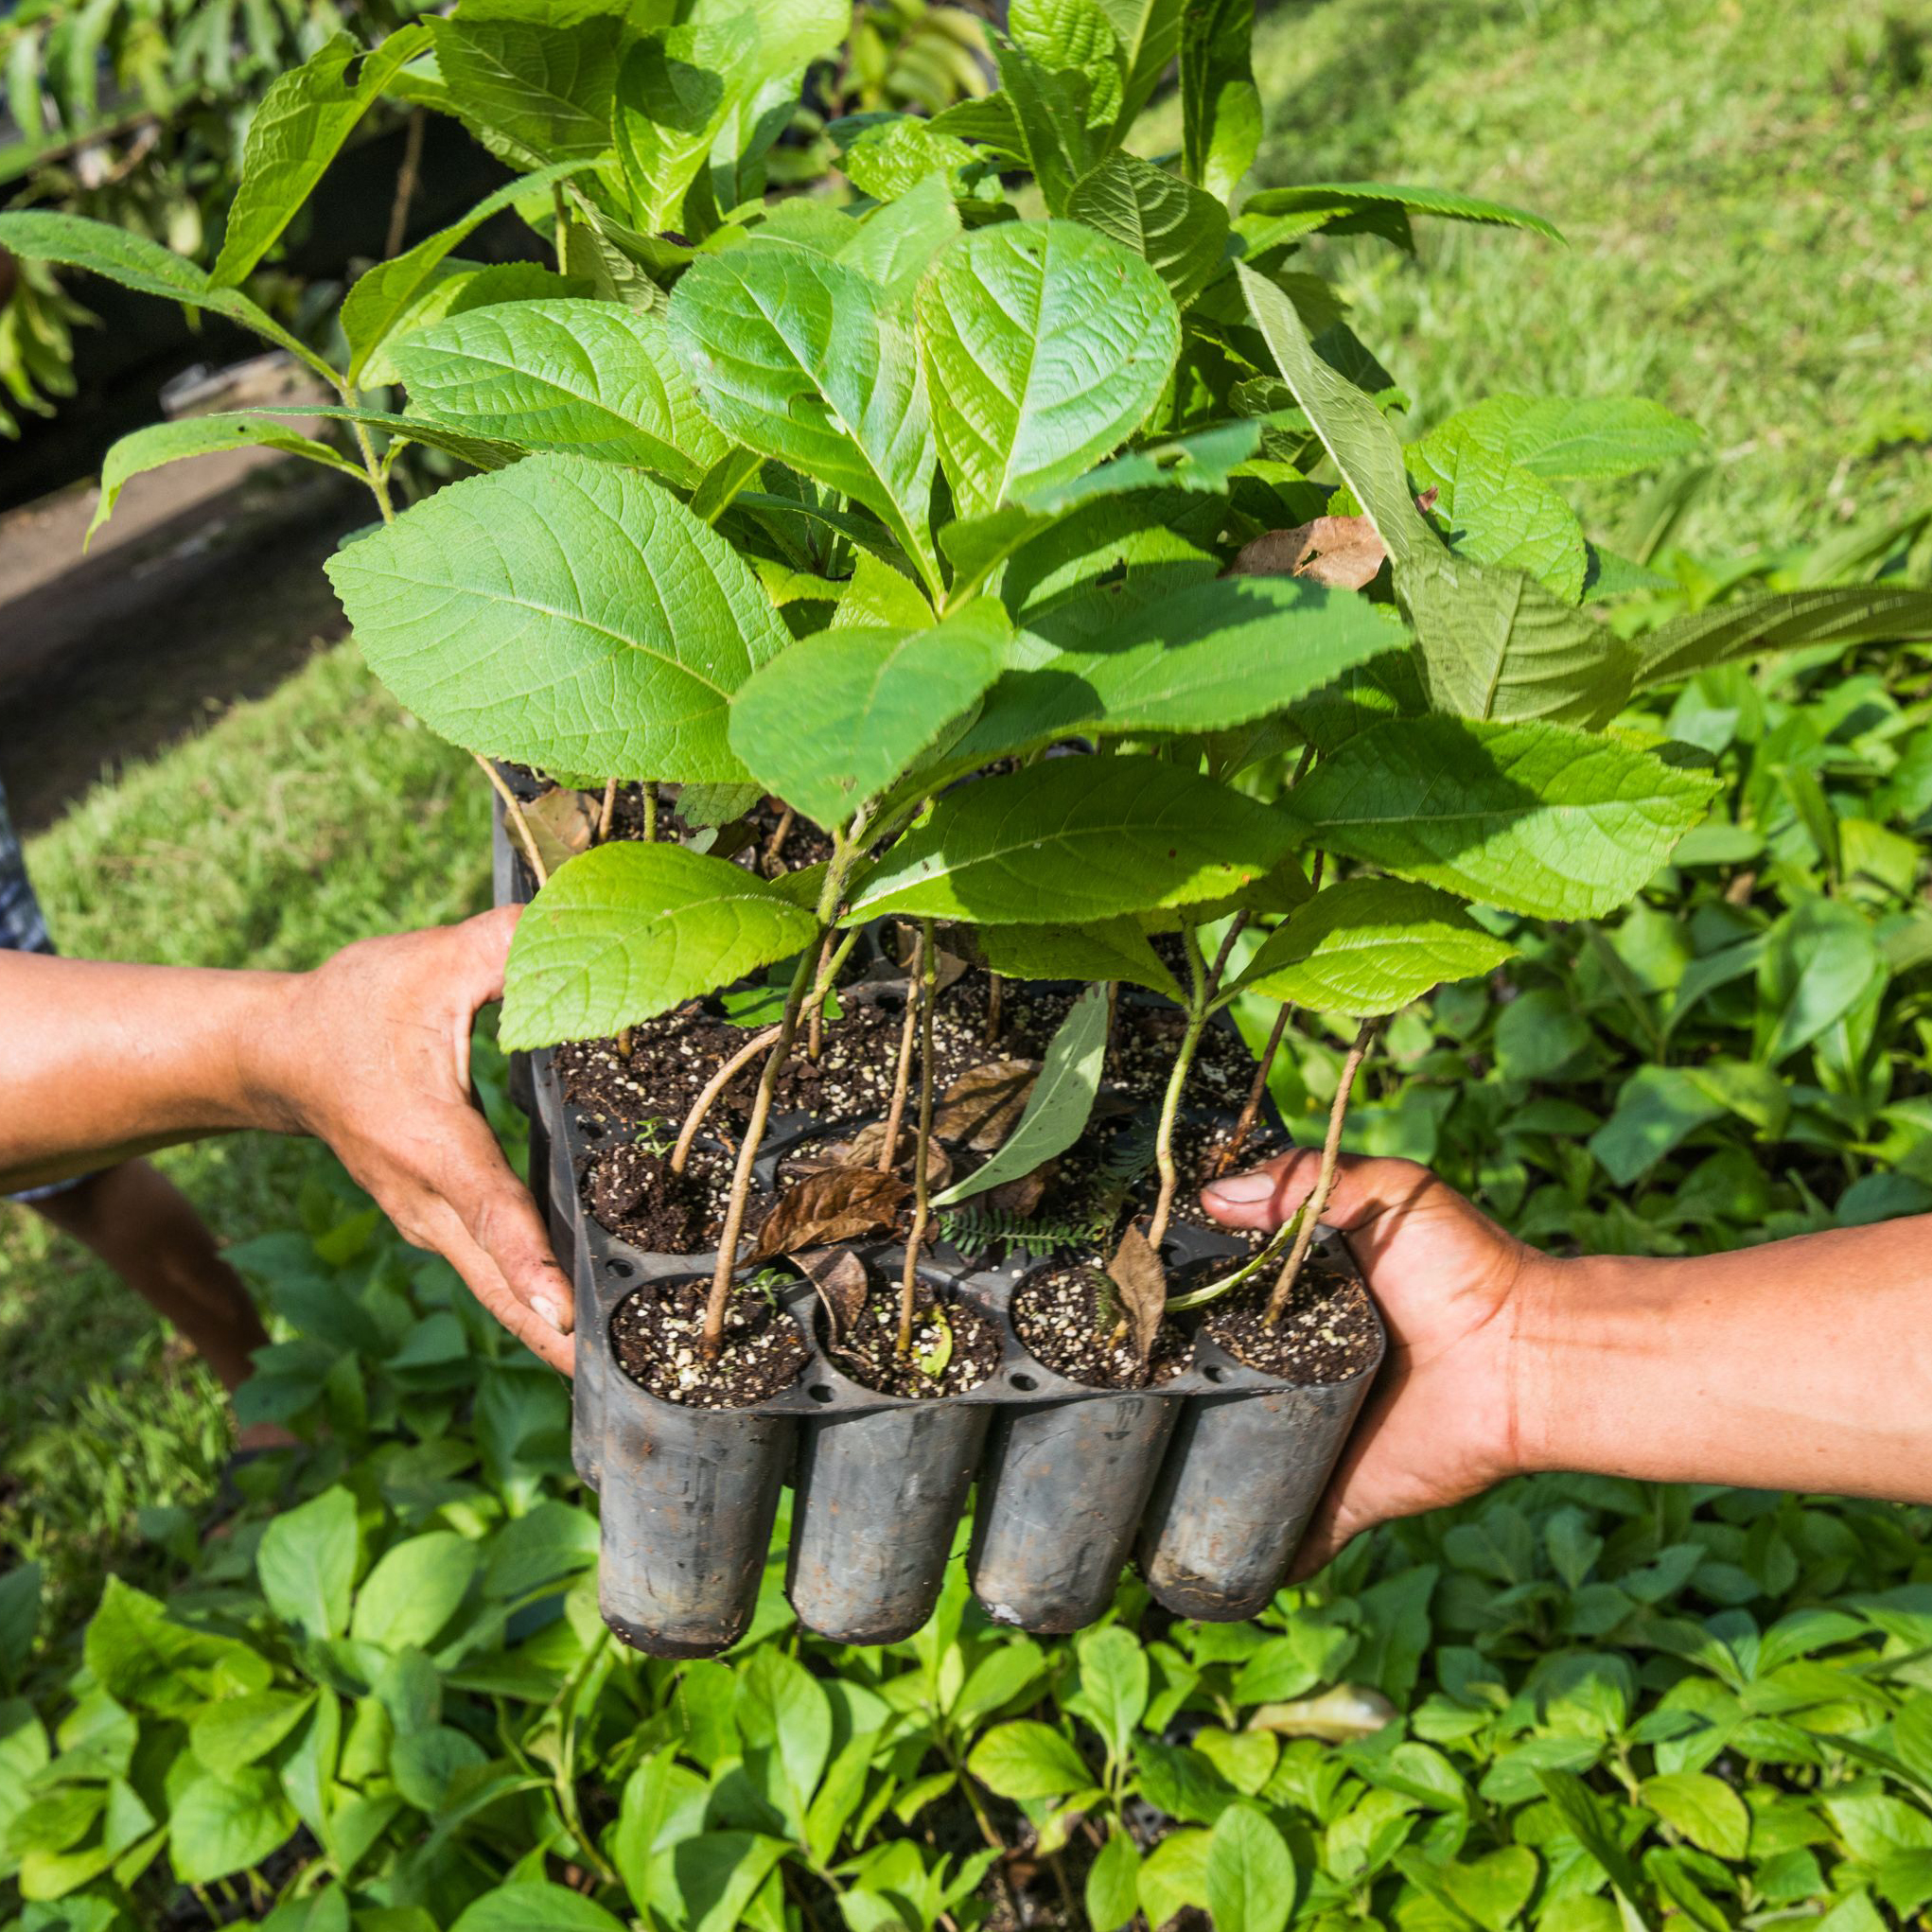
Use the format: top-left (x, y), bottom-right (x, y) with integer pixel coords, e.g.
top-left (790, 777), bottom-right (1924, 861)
top-left (821, 1278), bottom-right (1001, 1399)
top-left (584, 1139), bottom-right (746, 1252)
top-left (1203, 1259), bottom-right (1379, 1384)
top-left (1146, 1118), bottom-right (1291, 1250)
top-left (557, 1011), bottom-right (754, 1131)
top-left (610, 1273), bottom-right (810, 1407)
top-left (1108, 1005), bottom-right (1258, 1103)
top-left (1012, 1265), bottom-right (1193, 1389)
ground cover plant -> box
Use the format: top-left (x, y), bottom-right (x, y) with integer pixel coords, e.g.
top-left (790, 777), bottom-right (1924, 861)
top-left (7, 0), bottom-right (1932, 1923)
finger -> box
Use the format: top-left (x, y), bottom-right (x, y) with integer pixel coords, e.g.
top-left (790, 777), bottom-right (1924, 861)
top-left (421, 1199), bottom-right (576, 1376)
top-left (428, 1109), bottom-right (574, 1336)
top-left (456, 903), bottom-right (521, 1003)
top-left (1199, 1150), bottom-right (1438, 1234)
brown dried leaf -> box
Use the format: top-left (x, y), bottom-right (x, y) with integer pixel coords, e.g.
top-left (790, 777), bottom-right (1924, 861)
top-left (933, 1059), bottom-right (1040, 1151)
top-left (793, 1245), bottom-right (869, 1340)
top-left (750, 1168), bottom-right (908, 1262)
top-left (839, 1121), bottom-right (953, 1189)
top-left (521, 786), bottom-right (599, 874)
top-left (1229, 515), bottom-right (1386, 590)
top-left (1107, 1224), bottom-right (1168, 1364)
top-left (984, 1162), bottom-right (1052, 1218)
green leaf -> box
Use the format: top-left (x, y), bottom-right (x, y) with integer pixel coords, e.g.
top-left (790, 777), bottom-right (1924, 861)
top-left (994, 38), bottom-right (1106, 215)
top-left (394, 300), bottom-right (730, 486)
top-left (916, 220), bottom-right (1180, 518)
top-left (832, 552), bottom-right (935, 631)
top-left (1536, 1769), bottom-right (1658, 1932)
top-left (1241, 181), bottom-right (1563, 247)
top-left (89, 414), bottom-right (360, 543)
top-left (932, 984), bottom-right (1110, 1205)
top-left (1179, 0), bottom-right (1259, 201)
top-left (846, 756), bottom-right (1300, 925)
top-left (975, 918), bottom-right (1183, 999)
top-left (967, 1720), bottom-right (1093, 1800)
top-left (0, 209), bottom-right (336, 383)
top-left (837, 115), bottom-right (984, 203)
top-left (1238, 261), bottom-right (1425, 563)
top-left (450, 1885), bottom-right (627, 1932)
top-left (1140, 1829), bottom-right (1215, 1924)
top-left (245, 403), bottom-right (522, 473)
top-left (705, 0), bottom-right (847, 213)
top-left (838, 173), bottom-right (964, 298)
top-left (211, 26), bottom-right (430, 288)
top-left (1097, 0), bottom-right (1183, 132)
top-left (1293, 715), bottom-right (1719, 920)
top-left (1407, 417), bottom-right (1588, 602)
top-left (348, 1531), bottom-right (477, 1652)
top-left (1205, 1804), bottom-right (1295, 1932)
top-left (1087, 1829), bottom-right (1143, 1932)
top-left (612, 18), bottom-right (745, 234)
top-left (327, 455), bottom-right (789, 782)
top-left (483, 1499), bottom-right (600, 1601)
top-left (1636, 586), bottom-right (1932, 690)
top-left (1072, 1625), bottom-right (1150, 1765)
top-left (735, 1646), bottom-right (832, 1841)
top-left (1755, 897), bottom-right (1885, 1066)
top-left (189, 1691), bottom-right (316, 1773)
top-left (430, 13), bottom-right (622, 165)
top-left (669, 240), bottom-right (940, 592)
top-left (83, 1578), bottom-right (266, 1718)
top-left (501, 842), bottom-right (820, 1050)
top-left (1232, 879), bottom-right (1516, 1015)
top-left (1398, 1846), bottom-right (1539, 1932)
top-left (1067, 152), bottom-right (1229, 306)
top-left (1642, 1771), bottom-right (1750, 1860)
top-left (645, 1832), bottom-right (790, 1932)
top-left (1401, 546), bottom-right (1642, 726)
top-left (341, 162), bottom-right (593, 384)
top-left (729, 601), bottom-right (1010, 829)
top-left (169, 1765), bottom-right (298, 1885)
top-left (1431, 394), bottom-right (1705, 482)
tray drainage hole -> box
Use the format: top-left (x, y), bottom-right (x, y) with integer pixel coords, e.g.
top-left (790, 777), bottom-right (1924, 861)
top-left (1010, 1373), bottom-right (1038, 1393)
top-left (808, 1384), bottom-right (834, 1404)
top-left (607, 1259), bottom-right (634, 1279)
top-left (1202, 1363), bottom-right (1225, 1384)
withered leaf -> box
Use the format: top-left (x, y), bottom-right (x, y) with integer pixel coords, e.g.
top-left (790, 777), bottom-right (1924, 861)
top-left (793, 1245), bottom-right (869, 1340)
top-left (841, 1120), bottom-right (953, 1189)
top-left (934, 1059), bottom-right (1041, 1151)
top-left (983, 1162), bottom-right (1052, 1218)
top-left (1107, 1224), bottom-right (1168, 1364)
top-left (521, 785), bottom-right (599, 874)
top-left (1229, 515), bottom-right (1386, 590)
top-left (750, 1168), bottom-right (908, 1261)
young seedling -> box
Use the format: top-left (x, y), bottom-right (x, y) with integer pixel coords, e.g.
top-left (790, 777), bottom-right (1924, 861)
top-left (899, 918), bottom-right (940, 1360)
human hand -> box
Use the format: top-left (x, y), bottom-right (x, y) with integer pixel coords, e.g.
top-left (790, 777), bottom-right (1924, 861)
top-left (1200, 1151), bottom-right (1551, 1576)
top-left (245, 905), bottom-right (573, 1374)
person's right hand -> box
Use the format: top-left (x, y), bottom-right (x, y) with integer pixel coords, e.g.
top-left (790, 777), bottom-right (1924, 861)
top-left (1200, 1151), bottom-right (1552, 1577)
top-left (247, 906), bottom-right (574, 1375)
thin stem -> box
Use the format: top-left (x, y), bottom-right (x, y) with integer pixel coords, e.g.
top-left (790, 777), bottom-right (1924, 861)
top-left (642, 782), bottom-right (659, 842)
top-left (1148, 920), bottom-right (1245, 1252)
top-left (1263, 1018), bottom-right (1377, 1328)
top-left (552, 182), bottom-right (570, 270)
top-left (349, 413), bottom-right (395, 523)
top-left (877, 925), bottom-right (924, 1172)
top-left (477, 757), bottom-right (547, 888)
top-left (384, 107), bottom-right (426, 258)
top-left (807, 930), bottom-right (860, 1062)
top-left (985, 968), bottom-right (1003, 1045)
top-left (672, 1027), bottom-right (780, 1175)
top-left (1218, 1003), bottom-right (1291, 1176)
top-left (897, 918), bottom-right (940, 1358)
top-left (596, 779), bottom-right (618, 843)
top-left (764, 805), bottom-right (794, 874)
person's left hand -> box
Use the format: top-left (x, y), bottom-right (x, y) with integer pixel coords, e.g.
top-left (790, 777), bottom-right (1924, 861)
top-left (246, 905), bottom-right (574, 1374)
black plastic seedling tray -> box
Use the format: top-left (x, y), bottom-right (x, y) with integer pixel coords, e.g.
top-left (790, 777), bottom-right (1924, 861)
top-left (494, 804), bottom-right (1384, 1654)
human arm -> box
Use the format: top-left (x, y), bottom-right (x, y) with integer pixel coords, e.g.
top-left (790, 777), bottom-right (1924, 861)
top-left (1200, 1152), bottom-right (1932, 1576)
top-left (0, 905), bottom-right (573, 1373)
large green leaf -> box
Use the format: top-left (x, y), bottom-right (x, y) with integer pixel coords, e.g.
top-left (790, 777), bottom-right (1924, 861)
top-left (169, 1765), bottom-right (298, 1885)
top-left (1178, 0), bottom-right (1259, 201)
top-left (89, 415), bottom-right (360, 543)
top-left (502, 843), bottom-right (820, 1048)
top-left (430, 13), bottom-right (622, 165)
top-left (210, 26), bottom-right (430, 288)
top-left (975, 918), bottom-right (1182, 999)
top-left (994, 38), bottom-right (1106, 215)
top-left (1292, 715), bottom-right (1719, 920)
top-left (1097, 0), bottom-right (1182, 132)
top-left (0, 209), bottom-right (336, 383)
top-left (1230, 879), bottom-right (1517, 1016)
top-left (341, 161), bottom-right (595, 383)
top-left (1204, 1804), bottom-right (1294, 1932)
top-left (846, 756), bottom-right (1300, 924)
top-left (1238, 262), bottom-right (1426, 564)
top-left (967, 1722), bottom-right (1094, 1800)
top-left (1407, 417), bottom-right (1588, 602)
top-left (729, 601), bottom-right (1010, 830)
top-left (256, 1486), bottom-right (358, 1642)
top-left (612, 16), bottom-right (749, 234)
top-left (1431, 394), bottom-right (1705, 482)
top-left (1067, 152), bottom-right (1229, 306)
top-left (705, 0), bottom-right (847, 213)
top-left (916, 220), bottom-right (1180, 518)
top-left (933, 984), bottom-right (1110, 1205)
top-left (1636, 586), bottom-right (1932, 690)
top-left (668, 240), bottom-right (940, 592)
top-left (394, 299), bottom-right (729, 485)
top-left (1401, 546), bottom-right (1642, 727)
top-left (350, 1531), bottom-right (477, 1651)
top-left (836, 172), bottom-right (963, 298)
top-left (326, 455), bottom-right (788, 782)
top-left (1241, 181), bottom-right (1563, 247)
top-left (451, 1885), bottom-right (628, 1932)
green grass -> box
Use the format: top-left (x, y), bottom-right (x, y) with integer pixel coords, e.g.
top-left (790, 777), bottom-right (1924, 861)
top-left (0, 643), bottom-right (488, 1613)
top-left (1228, 0), bottom-right (1932, 553)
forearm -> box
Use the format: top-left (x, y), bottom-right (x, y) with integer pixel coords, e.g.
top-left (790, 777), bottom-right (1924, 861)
top-left (1514, 1218), bottom-right (1932, 1501)
top-left (0, 953), bottom-right (290, 1189)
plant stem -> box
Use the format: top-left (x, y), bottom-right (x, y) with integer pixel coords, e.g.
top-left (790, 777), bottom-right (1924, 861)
top-left (672, 1027), bottom-right (781, 1175)
top-left (1263, 1018), bottom-right (1377, 1328)
top-left (877, 924), bottom-right (924, 1173)
top-left (384, 108), bottom-right (426, 257)
top-left (476, 756), bottom-right (547, 887)
top-left (1147, 918), bottom-right (1245, 1251)
top-left (702, 833), bottom-right (861, 1357)
top-left (764, 804), bottom-right (794, 873)
top-left (596, 779), bottom-right (618, 843)
top-left (553, 182), bottom-right (570, 270)
top-left (642, 781), bottom-right (659, 842)
top-left (806, 929), bottom-right (859, 1062)
top-left (985, 968), bottom-right (1003, 1045)
top-left (1218, 1003), bottom-right (1291, 1177)
top-left (897, 918), bottom-right (940, 1358)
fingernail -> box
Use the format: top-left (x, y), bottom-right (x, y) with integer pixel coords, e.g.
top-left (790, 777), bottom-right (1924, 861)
top-left (533, 1295), bottom-right (565, 1329)
top-left (1204, 1171), bottom-right (1275, 1204)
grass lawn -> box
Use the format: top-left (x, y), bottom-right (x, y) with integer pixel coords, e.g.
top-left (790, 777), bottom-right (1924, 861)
top-left (3, 0), bottom-right (1925, 1613)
